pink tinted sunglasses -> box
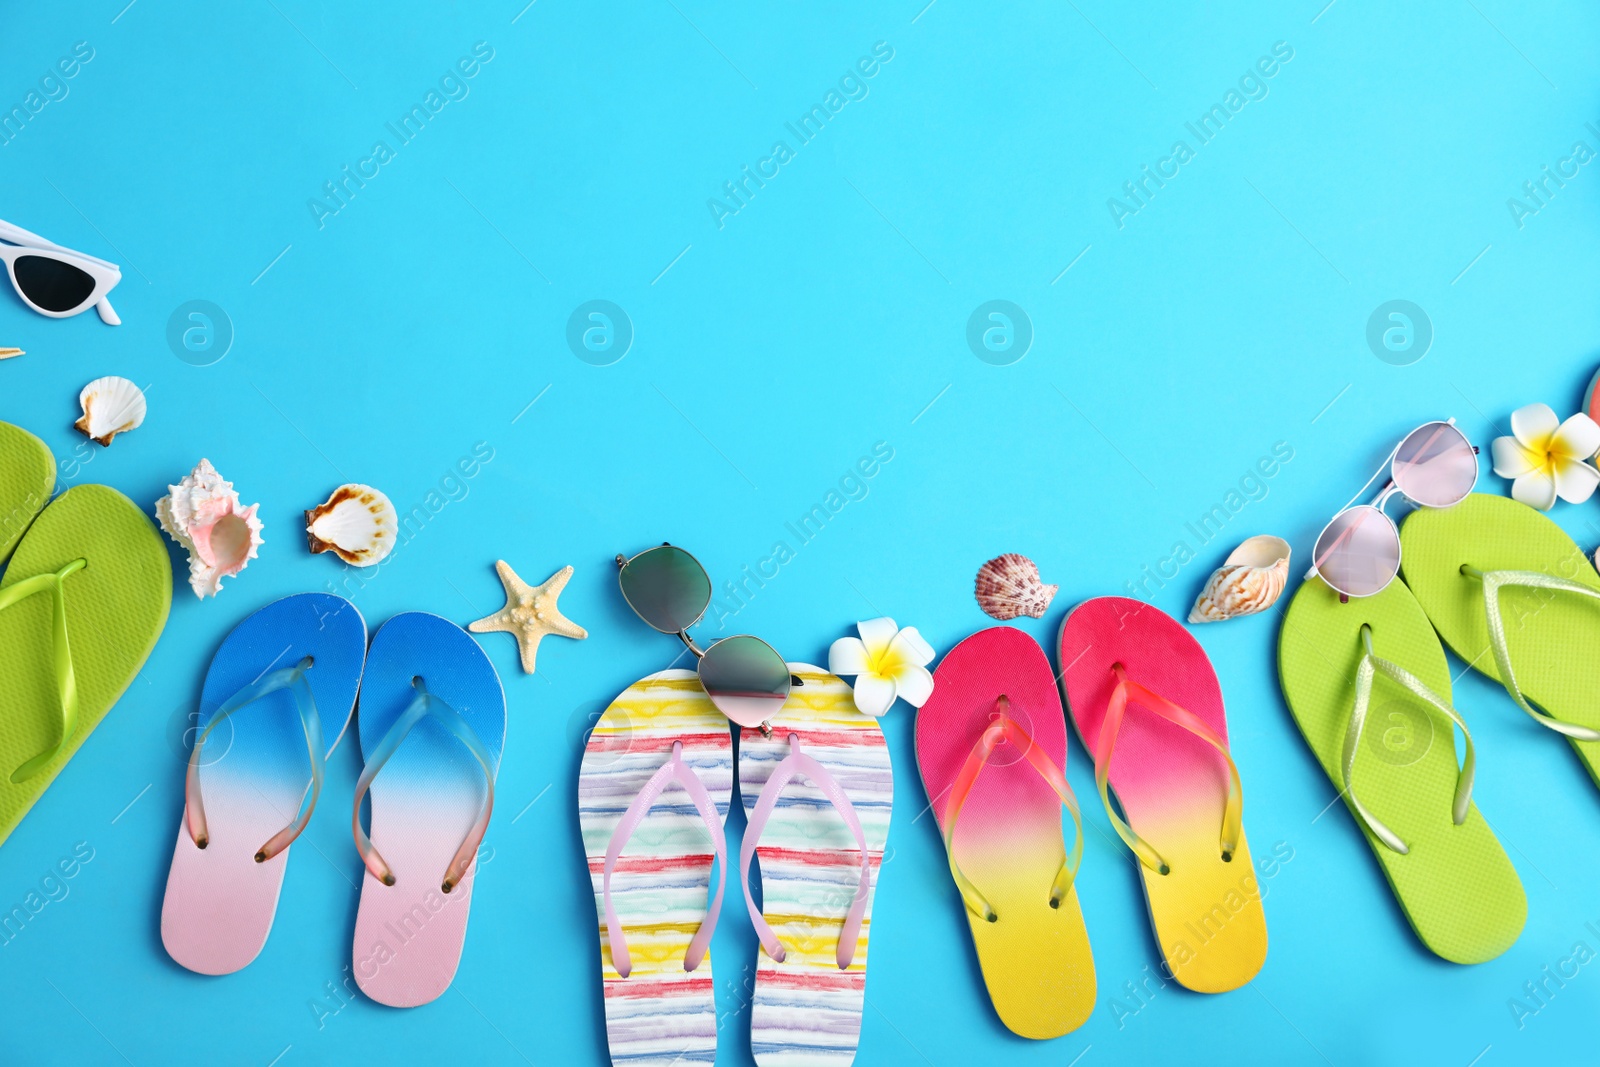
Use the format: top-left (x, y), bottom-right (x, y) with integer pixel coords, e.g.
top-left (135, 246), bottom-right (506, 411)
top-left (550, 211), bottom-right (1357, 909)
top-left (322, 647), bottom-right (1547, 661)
top-left (1309, 419), bottom-right (1479, 600)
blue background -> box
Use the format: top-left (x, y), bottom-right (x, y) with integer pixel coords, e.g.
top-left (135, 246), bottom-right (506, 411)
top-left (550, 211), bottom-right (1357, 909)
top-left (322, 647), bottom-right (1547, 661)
top-left (2, 0), bottom-right (1599, 1063)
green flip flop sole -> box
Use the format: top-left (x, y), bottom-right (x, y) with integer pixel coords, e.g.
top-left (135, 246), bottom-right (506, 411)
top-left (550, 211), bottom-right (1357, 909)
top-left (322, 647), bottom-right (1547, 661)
top-left (0, 484), bottom-right (170, 845)
top-left (0, 421), bottom-right (55, 566)
top-left (1400, 492), bottom-right (1600, 784)
top-left (1278, 576), bottom-right (1525, 964)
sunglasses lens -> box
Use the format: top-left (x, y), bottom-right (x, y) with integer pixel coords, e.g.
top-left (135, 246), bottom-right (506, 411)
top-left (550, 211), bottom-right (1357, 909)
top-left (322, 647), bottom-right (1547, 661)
top-left (13, 255), bottom-right (95, 313)
top-left (700, 636), bottom-right (790, 727)
top-left (1392, 421), bottom-right (1477, 507)
top-left (1313, 505), bottom-right (1400, 597)
top-left (618, 545), bottom-right (711, 633)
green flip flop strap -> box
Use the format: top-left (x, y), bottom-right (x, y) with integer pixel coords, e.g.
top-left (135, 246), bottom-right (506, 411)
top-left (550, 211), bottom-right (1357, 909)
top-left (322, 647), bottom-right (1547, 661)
top-left (0, 558), bottom-right (88, 783)
top-left (1343, 624), bottom-right (1476, 855)
top-left (1466, 566), bottom-right (1600, 742)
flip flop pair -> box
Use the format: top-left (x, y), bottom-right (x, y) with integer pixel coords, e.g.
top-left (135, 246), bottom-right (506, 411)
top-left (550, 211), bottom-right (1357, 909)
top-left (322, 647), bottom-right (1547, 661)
top-left (0, 420), bottom-right (169, 849)
top-left (581, 665), bottom-right (890, 1066)
top-left (1279, 491), bottom-right (1597, 964)
top-left (161, 598), bottom-right (505, 1008)
top-left (917, 604), bottom-right (1266, 1039)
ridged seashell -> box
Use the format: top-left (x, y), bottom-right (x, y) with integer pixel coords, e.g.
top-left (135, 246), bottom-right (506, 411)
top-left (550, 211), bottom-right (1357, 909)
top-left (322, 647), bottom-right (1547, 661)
top-left (73, 375), bottom-right (145, 446)
top-left (305, 484), bottom-right (397, 567)
top-left (155, 459), bottom-right (264, 599)
top-left (0, 347), bottom-right (22, 360)
top-left (1188, 535), bottom-right (1291, 624)
top-left (975, 553), bottom-right (1058, 620)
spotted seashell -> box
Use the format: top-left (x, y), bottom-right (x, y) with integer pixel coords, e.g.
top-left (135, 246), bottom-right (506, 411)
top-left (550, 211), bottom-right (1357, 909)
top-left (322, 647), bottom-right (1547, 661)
top-left (1188, 535), bottom-right (1291, 623)
top-left (305, 484), bottom-right (397, 567)
top-left (975, 553), bottom-right (1058, 620)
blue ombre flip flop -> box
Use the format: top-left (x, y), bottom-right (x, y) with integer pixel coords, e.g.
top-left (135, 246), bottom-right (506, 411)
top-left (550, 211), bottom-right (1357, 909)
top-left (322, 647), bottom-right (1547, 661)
top-left (161, 593), bottom-right (367, 975)
top-left (349, 612), bottom-right (506, 1008)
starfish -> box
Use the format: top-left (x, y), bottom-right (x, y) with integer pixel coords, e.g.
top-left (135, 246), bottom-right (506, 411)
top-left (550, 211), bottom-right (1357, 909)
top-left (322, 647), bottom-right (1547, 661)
top-left (468, 561), bottom-right (588, 674)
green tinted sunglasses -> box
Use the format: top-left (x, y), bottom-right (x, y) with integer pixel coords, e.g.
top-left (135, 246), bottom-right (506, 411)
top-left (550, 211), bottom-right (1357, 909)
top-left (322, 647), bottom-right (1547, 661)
top-left (615, 544), bottom-right (800, 729)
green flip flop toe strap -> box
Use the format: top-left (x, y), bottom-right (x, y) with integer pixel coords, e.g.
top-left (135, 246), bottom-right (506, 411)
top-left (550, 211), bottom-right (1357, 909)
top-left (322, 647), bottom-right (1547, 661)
top-left (0, 558), bottom-right (88, 783)
top-left (1463, 566), bottom-right (1600, 742)
top-left (1345, 624), bottom-right (1475, 855)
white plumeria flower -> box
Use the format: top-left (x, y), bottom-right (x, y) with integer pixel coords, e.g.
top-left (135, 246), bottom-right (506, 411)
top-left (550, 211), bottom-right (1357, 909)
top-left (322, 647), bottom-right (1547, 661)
top-left (1490, 402), bottom-right (1600, 511)
top-left (828, 617), bottom-right (935, 718)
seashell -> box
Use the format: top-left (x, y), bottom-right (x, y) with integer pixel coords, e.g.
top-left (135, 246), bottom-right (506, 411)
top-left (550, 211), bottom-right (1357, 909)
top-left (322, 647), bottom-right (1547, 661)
top-left (155, 458), bottom-right (264, 599)
top-left (305, 484), bottom-right (397, 567)
top-left (0, 347), bottom-right (22, 360)
top-left (1188, 535), bottom-right (1291, 623)
top-left (73, 375), bottom-right (145, 446)
top-left (975, 553), bottom-right (1059, 620)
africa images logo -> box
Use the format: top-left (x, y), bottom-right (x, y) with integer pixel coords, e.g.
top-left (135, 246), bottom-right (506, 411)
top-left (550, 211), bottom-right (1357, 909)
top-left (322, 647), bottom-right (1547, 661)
top-left (1106, 41), bottom-right (1295, 230)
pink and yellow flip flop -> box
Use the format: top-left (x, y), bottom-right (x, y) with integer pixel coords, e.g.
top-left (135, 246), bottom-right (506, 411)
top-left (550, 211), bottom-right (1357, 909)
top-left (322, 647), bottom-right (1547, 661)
top-left (916, 626), bottom-right (1094, 1039)
top-left (1058, 596), bottom-right (1266, 993)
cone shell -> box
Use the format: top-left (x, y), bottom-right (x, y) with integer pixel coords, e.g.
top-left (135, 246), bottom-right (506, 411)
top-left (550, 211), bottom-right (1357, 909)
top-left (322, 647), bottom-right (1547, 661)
top-left (975, 553), bottom-right (1058, 620)
top-left (1188, 535), bottom-right (1290, 623)
top-left (154, 458), bottom-right (264, 599)
top-left (74, 375), bottom-right (146, 446)
top-left (305, 484), bottom-right (397, 567)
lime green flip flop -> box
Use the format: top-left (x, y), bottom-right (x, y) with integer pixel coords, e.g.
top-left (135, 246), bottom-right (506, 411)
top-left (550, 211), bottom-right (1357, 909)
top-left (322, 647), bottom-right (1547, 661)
top-left (1400, 492), bottom-right (1600, 785)
top-left (0, 483), bottom-right (171, 845)
top-left (1278, 575), bottom-right (1525, 963)
top-left (0, 421), bottom-right (55, 566)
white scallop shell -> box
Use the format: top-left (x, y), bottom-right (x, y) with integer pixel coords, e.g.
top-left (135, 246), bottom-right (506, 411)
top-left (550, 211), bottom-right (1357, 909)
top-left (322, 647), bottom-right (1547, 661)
top-left (1189, 535), bottom-right (1291, 623)
top-left (975, 553), bottom-right (1058, 620)
top-left (305, 484), bottom-right (397, 567)
top-left (74, 376), bottom-right (146, 446)
top-left (155, 459), bottom-right (264, 599)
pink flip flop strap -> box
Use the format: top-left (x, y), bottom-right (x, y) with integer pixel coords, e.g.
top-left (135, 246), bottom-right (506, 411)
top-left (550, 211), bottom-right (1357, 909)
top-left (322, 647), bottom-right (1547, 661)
top-left (739, 733), bottom-right (871, 970)
top-left (602, 740), bottom-right (728, 979)
top-left (1099, 665), bottom-right (1243, 874)
top-left (942, 696), bottom-right (1083, 922)
top-left (351, 680), bottom-right (497, 894)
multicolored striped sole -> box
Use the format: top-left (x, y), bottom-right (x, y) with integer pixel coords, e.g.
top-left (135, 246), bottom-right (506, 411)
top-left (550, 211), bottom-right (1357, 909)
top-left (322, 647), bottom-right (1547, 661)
top-left (581, 670), bottom-right (733, 1066)
top-left (738, 665), bottom-right (892, 1067)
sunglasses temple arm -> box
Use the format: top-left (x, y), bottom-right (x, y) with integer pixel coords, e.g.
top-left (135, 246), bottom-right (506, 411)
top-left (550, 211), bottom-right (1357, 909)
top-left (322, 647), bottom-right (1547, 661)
top-left (0, 218), bottom-right (121, 273)
top-left (95, 296), bottom-right (120, 326)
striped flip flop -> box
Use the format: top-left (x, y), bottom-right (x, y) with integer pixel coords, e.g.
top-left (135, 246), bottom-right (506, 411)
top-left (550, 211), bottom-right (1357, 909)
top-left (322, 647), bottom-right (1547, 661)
top-left (738, 665), bottom-right (891, 1066)
top-left (581, 669), bottom-right (733, 1066)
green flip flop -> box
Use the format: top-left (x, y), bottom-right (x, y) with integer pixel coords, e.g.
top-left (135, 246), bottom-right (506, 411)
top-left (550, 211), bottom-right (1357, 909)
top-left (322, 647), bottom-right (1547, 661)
top-left (0, 483), bottom-right (171, 846)
top-left (1278, 575), bottom-right (1525, 964)
top-left (0, 421), bottom-right (55, 566)
top-left (1400, 492), bottom-right (1600, 785)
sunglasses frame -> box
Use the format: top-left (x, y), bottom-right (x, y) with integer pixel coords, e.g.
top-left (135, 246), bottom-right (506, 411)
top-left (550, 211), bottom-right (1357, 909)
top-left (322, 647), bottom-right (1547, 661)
top-left (1308, 418), bottom-right (1478, 600)
top-left (614, 543), bottom-right (801, 730)
top-left (0, 218), bottom-right (121, 324)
